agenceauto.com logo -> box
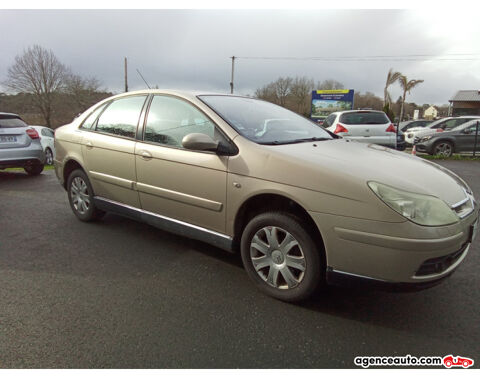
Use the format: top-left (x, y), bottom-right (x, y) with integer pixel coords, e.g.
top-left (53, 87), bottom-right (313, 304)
top-left (354, 354), bottom-right (474, 368)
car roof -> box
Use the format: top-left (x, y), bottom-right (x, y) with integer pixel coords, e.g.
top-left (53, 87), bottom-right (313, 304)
top-left (336, 109), bottom-right (385, 114)
top-left (106, 89), bottom-right (234, 103)
top-left (0, 112), bottom-right (21, 117)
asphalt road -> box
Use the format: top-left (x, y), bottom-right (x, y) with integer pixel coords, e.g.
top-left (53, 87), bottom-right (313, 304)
top-left (1, 161), bottom-right (479, 368)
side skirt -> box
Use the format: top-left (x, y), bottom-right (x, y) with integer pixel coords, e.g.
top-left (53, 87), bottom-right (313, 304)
top-left (93, 196), bottom-right (234, 252)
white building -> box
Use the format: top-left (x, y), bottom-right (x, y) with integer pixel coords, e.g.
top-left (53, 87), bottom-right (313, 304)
top-left (423, 105), bottom-right (438, 119)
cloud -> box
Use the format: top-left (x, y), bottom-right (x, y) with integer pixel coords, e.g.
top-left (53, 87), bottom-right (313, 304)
top-left (1, 9), bottom-right (479, 105)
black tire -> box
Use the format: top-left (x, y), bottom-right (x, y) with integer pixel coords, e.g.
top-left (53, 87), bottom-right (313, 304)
top-left (45, 148), bottom-right (54, 165)
top-left (24, 164), bottom-right (44, 176)
top-left (66, 169), bottom-right (105, 222)
top-left (433, 141), bottom-right (453, 157)
top-left (240, 212), bottom-right (324, 302)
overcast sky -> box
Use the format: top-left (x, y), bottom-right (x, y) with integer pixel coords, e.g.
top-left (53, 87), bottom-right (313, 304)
top-left (1, 9), bottom-right (480, 105)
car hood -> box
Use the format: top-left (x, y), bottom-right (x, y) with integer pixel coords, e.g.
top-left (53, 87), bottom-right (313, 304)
top-left (233, 138), bottom-right (468, 207)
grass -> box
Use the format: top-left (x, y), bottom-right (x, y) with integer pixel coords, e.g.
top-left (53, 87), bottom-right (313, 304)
top-left (419, 154), bottom-right (480, 161)
top-left (3, 165), bottom-right (55, 172)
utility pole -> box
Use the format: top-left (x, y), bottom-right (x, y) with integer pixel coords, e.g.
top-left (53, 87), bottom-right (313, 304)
top-left (230, 56), bottom-right (235, 94)
top-left (124, 57), bottom-right (128, 92)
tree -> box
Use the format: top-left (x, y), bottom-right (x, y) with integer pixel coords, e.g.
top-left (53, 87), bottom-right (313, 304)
top-left (398, 75), bottom-right (424, 124)
top-left (289, 76), bottom-right (315, 116)
top-left (273, 77), bottom-right (293, 107)
top-left (4, 45), bottom-right (69, 127)
top-left (383, 68), bottom-right (401, 107)
top-left (64, 73), bottom-right (102, 113)
top-left (317, 79), bottom-right (344, 90)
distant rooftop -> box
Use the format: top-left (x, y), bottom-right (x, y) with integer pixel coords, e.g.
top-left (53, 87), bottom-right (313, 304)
top-left (450, 90), bottom-right (480, 102)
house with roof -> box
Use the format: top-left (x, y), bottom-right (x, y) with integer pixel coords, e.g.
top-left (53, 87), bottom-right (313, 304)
top-left (449, 90), bottom-right (480, 116)
top-left (423, 105), bottom-right (438, 120)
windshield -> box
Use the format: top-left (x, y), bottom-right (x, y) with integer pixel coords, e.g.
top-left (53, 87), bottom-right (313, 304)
top-left (0, 114), bottom-right (27, 128)
top-left (339, 111), bottom-right (390, 125)
top-left (198, 95), bottom-right (334, 145)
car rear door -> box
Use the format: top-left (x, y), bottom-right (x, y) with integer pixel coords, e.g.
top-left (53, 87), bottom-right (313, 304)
top-left (135, 94), bottom-right (228, 234)
top-left (81, 95), bottom-right (148, 208)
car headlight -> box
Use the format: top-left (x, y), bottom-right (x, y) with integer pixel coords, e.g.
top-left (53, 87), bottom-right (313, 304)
top-left (368, 182), bottom-right (459, 226)
top-left (419, 135), bottom-right (433, 142)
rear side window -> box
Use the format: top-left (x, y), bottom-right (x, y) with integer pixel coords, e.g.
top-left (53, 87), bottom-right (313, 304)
top-left (41, 128), bottom-right (54, 137)
top-left (95, 96), bottom-right (147, 138)
top-left (323, 114), bottom-right (337, 127)
top-left (80, 103), bottom-right (109, 130)
top-left (339, 112), bottom-right (389, 125)
top-left (0, 115), bottom-right (27, 128)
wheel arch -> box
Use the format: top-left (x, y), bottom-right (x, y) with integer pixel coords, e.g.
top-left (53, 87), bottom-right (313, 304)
top-left (232, 192), bottom-right (326, 262)
top-left (62, 158), bottom-right (87, 189)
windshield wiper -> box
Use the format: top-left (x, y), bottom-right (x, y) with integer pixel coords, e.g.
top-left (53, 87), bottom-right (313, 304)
top-left (260, 137), bottom-right (331, 145)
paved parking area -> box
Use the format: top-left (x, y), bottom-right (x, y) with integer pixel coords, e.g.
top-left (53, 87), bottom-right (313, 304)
top-left (0, 161), bottom-right (479, 368)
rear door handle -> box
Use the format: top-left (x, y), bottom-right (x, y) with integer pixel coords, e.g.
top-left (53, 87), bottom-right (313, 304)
top-left (85, 141), bottom-right (93, 149)
top-left (139, 150), bottom-right (152, 160)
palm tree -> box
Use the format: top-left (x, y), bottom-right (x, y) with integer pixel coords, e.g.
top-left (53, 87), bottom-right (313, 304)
top-left (398, 75), bottom-right (424, 124)
top-left (383, 68), bottom-right (402, 107)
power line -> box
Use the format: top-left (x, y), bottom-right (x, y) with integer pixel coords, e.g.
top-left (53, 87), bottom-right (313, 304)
top-left (235, 53), bottom-right (480, 61)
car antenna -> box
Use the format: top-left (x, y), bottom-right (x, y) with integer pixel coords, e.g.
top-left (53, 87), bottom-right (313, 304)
top-left (136, 68), bottom-right (151, 89)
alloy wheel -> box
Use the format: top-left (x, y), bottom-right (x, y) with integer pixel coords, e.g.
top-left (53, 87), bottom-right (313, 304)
top-left (434, 143), bottom-right (452, 157)
top-left (70, 176), bottom-right (90, 215)
top-left (250, 226), bottom-right (306, 289)
top-left (45, 149), bottom-right (53, 165)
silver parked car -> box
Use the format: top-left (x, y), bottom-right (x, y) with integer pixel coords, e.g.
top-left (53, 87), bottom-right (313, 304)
top-left (0, 112), bottom-right (45, 175)
top-left (323, 110), bottom-right (397, 147)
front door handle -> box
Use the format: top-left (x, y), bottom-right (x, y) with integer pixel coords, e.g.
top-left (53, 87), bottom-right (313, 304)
top-left (140, 150), bottom-right (152, 160)
top-left (85, 141), bottom-right (93, 149)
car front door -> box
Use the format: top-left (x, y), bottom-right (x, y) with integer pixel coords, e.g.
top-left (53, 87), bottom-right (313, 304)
top-left (456, 123), bottom-right (480, 152)
top-left (135, 95), bottom-right (228, 234)
top-left (81, 95), bottom-right (148, 208)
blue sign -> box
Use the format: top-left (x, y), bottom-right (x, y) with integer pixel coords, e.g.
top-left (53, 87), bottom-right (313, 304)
top-left (311, 89), bottom-right (355, 120)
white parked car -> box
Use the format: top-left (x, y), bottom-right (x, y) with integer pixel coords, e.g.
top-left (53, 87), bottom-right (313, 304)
top-left (323, 110), bottom-right (396, 147)
top-left (405, 116), bottom-right (480, 145)
top-left (30, 126), bottom-right (55, 165)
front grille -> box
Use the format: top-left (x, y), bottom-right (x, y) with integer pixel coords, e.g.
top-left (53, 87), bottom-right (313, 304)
top-left (416, 244), bottom-right (468, 276)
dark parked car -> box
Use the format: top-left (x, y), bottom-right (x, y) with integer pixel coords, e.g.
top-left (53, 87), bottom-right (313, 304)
top-left (396, 129), bottom-right (406, 151)
top-left (415, 120), bottom-right (480, 157)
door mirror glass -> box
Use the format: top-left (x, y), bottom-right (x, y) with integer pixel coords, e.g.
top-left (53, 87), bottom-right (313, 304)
top-left (182, 133), bottom-right (219, 152)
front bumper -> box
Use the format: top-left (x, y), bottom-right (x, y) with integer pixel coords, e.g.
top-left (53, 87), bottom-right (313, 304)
top-left (309, 208), bottom-right (478, 286)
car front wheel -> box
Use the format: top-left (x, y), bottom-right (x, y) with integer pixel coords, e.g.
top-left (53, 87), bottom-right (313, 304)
top-left (240, 212), bottom-right (323, 302)
top-left (67, 169), bottom-right (105, 222)
top-left (433, 141), bottom-right (453, 157)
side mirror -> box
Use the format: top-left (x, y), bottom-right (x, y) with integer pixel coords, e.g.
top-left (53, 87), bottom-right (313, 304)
top-left (182, 133), bottom-right (219, 152)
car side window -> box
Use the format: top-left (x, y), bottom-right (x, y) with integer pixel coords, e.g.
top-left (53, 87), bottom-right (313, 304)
top-left (323, 114), bottom-right (336, 128)
top-left (96, 96), bottom-right (147, 138)
top-left (144, 95), bottom-right (218, 148)
top-left (441, 119), bottom-right (459, 130)
top-left (80, 103), bottom-right (109, 130)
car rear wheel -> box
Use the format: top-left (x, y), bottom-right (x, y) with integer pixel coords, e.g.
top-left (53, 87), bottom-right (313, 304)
top-left (24, 164), bottom-right (44, 176)
top-left (45, 148), bottom-right (53, 165)
top-left (67, 169), bottom-right (105, 222)
top-left (240, 212), bottom-right (323, 302)
top-left (433, 141), bottom-right (453, 157)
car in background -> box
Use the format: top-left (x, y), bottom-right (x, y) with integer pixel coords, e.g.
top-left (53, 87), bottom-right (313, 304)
top-left (0, 112), bottom-right (45, 175)
top-left (30, 125), bottom-right (55, 165)
top-left (396, 129), bottom-right (406, 151)
top-left (323, 110), bottom-right (397, 148)
top-left (414, 120), bottom-right (480, 157)
top-left (405, 116), bottom-right (480, 145)
top-left (398, 119), bottom-right (432, 132)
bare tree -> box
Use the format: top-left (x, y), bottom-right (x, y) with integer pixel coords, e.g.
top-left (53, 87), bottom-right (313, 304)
top-left (273, 77), bottom-right (293, 106)
top-left (64, 73), bottom-right (102, 111)
top-left (4, 45), bottom-right (68, 127)
top-left (383, 68), bottom-right (401, 106)
top-left (398, 75), bottom-right (424, 123)
top-left (290, 76), bottom-right (315, 115)
top-left (317, 79), bottom-right (344, 90)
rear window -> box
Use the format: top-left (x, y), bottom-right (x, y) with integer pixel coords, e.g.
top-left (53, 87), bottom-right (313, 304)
top-left (339, 112), bottom-right (389, 125)
top-left (0, 115), bottom-right (27, 128)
